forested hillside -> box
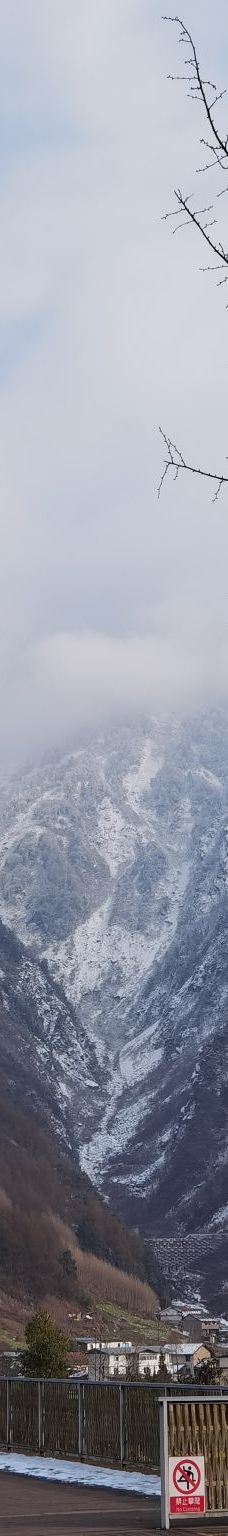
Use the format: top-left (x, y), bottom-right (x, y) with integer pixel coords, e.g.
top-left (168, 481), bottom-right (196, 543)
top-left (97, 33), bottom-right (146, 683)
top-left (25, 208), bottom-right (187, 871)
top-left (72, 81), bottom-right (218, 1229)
top-left (0, 1064), bottom-right (160, 1309)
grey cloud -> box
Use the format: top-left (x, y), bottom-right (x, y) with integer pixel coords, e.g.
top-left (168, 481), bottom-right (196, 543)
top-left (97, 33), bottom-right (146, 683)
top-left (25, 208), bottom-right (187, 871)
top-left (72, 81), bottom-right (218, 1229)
top-left (0, 0), bottom-right (227, 763)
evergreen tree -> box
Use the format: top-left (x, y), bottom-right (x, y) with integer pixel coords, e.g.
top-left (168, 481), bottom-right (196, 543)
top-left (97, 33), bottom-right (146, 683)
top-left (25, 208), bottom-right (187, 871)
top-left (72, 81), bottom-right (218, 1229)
top-left (194, 1353), bottom-right (221, 1386)
top-left (126, 1351), bottom-right (140, 1381)
top-left (156, 1350), bottom-right (172, 1382)
top-left (21, 1309), bottom-right (69, 1378)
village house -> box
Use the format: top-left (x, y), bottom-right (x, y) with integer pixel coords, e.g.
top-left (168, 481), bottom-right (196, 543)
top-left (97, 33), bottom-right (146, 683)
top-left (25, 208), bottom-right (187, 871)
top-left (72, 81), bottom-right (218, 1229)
top-left (87, 1339), bottom-right (211, 1381)
top-left (214, 1345), bottom-right (228, 1382)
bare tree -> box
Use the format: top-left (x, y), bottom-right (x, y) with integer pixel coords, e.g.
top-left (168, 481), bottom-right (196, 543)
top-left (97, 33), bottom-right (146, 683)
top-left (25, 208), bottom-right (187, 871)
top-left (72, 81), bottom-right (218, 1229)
top-left (159, 16), bottom-right (228, 500)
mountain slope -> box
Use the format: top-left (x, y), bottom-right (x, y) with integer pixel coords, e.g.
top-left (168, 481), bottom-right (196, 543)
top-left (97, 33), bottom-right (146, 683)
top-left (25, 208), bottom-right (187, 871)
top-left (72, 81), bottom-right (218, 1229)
top-left (1, 712), bottom-right (228, 1309)
top-left (0, 1006), bottom-right (160, 1304)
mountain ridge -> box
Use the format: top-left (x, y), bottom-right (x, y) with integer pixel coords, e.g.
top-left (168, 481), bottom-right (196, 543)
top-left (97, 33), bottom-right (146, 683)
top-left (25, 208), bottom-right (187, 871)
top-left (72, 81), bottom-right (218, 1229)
top-left (1, 710), bottom-right (228, 1310)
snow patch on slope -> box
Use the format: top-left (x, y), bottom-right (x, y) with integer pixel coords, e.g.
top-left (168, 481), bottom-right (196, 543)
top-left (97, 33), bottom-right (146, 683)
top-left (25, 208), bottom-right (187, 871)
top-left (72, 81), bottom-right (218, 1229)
top-left (124, 738), bottom-right (162, 816)
top-left (81, 1086), bottom-right (151, 1185)
top-left (119, 1023), bottom-right (163, 1088)
top-left (95, 799), bottom-right (137, 876)
top-left (45, 900), bottom-right (156, 1011)
top-left (197, 767), bottom-right (222, 792)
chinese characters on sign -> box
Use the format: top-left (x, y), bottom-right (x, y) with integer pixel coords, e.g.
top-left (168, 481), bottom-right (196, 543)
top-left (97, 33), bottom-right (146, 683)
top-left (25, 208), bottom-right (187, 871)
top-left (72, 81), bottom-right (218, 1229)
top-left (169, 1455), bottom-right (206, 1517)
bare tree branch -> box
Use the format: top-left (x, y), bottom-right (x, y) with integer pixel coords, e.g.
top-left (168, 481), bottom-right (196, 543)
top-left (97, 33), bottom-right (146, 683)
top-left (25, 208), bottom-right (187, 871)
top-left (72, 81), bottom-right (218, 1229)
top-left (158, 431), bottom-right (228, 503)
top-left (159, 18), bottom-right (228, 498)
top-left (173, 188), bottom-right (228, 270)
top-left (163, 16), bottom-right (228, 158)
top-left (163, 18), bottom-right (228, 273)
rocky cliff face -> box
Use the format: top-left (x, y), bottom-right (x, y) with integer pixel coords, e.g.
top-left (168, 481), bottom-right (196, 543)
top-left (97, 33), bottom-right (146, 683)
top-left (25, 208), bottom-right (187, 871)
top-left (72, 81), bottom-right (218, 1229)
top-left (1, 710), bottom-right (228, 1309)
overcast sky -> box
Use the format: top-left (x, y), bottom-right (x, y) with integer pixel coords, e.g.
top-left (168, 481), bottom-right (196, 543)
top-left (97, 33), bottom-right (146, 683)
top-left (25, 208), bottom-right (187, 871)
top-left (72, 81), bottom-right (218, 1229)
top-left (1, 0), bottom-right (228, 764)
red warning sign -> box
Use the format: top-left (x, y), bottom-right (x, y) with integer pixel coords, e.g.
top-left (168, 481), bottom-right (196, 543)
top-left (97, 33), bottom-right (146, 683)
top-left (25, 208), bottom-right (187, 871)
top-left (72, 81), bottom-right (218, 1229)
top-left (169, 1455), bottom-right (206, 1516)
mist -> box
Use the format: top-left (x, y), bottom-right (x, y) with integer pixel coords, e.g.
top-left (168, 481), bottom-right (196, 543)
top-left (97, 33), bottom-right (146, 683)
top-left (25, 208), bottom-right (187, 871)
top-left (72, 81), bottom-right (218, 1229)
top-left (1, 0), bottom-right (228, 765)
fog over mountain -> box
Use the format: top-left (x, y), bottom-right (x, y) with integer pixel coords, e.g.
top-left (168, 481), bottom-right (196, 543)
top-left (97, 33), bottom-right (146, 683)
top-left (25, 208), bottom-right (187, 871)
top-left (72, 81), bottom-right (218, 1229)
top-left (1, 3), bottom-right (228, 1314)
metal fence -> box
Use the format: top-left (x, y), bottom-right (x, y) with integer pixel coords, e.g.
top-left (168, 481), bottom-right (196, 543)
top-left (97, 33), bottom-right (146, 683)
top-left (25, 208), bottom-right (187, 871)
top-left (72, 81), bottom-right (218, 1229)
top-left (1, 1378), bottom-right (228, 1494)
top-left (0, 1378), bottom-right (160, 1469)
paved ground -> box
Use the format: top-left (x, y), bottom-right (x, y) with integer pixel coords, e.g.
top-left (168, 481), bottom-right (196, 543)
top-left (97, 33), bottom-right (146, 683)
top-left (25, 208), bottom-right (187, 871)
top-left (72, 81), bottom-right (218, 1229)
top-left (0, 1476), bottom-right (227, 1533)
top-left (0, 1476), bottom-right (155, 1532)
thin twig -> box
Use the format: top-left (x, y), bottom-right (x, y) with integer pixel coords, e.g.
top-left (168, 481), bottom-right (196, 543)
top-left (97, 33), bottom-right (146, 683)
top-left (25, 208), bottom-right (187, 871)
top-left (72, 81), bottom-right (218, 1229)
top-left (159, 19), bottom-right (228, 498)
top-left (173, 188), bottom-right (228, 268)
top-left (158, 430), bottom-right (228, 502)
top-left (163, 16), bottom-right (228, 158)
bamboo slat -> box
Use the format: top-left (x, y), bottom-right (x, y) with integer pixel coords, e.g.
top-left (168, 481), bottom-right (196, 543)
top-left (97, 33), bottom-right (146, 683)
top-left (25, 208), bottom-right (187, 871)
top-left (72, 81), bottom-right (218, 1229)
top-left (168, 1398), bottom-right (228, 1511)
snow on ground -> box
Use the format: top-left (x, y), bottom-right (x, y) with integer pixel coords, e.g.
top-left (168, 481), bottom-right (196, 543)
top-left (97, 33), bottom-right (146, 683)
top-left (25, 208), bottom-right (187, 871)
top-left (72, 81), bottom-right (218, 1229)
top-left (0, 1453), bottom-right (160, 1497)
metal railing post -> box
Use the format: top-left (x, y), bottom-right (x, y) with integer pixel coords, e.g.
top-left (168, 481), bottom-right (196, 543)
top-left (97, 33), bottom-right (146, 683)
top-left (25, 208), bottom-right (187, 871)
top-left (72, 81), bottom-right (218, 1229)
top-left (82, 1383), bottom-right (86, 1459)
top-left (159, 1397), bottom-right (169, 1530)
top-left (78, 1382), bottom-right (83, 1458)
top-left (119, 1383), bottom-right (124, 1466)
top-left (6, 1380), bottom-right (11, 1451)
top-left (41, 1380), bottom-right (45, 1454)
top-left (38, 1381), bottom-right (41, 1453)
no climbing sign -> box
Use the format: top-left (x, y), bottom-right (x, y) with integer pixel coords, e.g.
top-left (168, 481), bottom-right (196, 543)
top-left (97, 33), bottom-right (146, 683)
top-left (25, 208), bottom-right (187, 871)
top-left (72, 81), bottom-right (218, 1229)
top-left (169, 1455), bottom-right (206, 1516)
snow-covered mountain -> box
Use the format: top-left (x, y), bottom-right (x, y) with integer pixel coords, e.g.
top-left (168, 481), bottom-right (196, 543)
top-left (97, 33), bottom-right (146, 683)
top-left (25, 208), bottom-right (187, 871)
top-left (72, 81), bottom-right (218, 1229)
top-left (1, 711), bottom-right (228, 1309)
